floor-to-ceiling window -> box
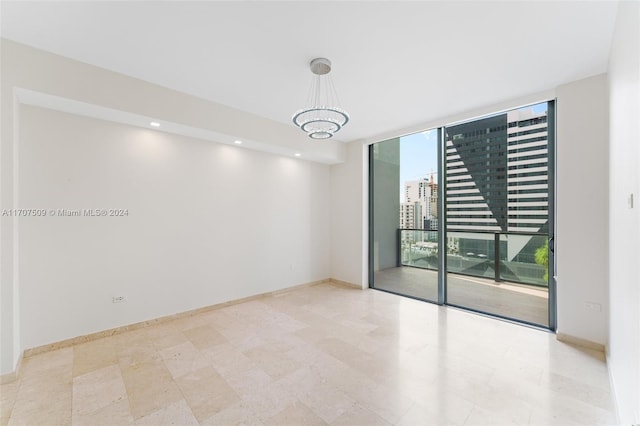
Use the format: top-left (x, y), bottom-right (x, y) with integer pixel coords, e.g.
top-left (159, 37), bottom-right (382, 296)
top-left (369, 101), bottom-right (555, 329)
top-left (369, 131), bottom-right (441, 303)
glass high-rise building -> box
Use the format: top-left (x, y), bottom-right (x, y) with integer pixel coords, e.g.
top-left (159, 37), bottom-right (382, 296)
top-left (446, 114), bottom-right (508, 232)
top-left (506, 108), bottom-right (549, 234)
top-left (446, 106), bottom-right (549, 234)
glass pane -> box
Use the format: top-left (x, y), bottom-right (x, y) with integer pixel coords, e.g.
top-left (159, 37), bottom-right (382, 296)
top-left (400, 230), bottom-right (438, 270)
top-left (370, 131), bottom-right (439, 302)
top-left (446, 231), bottom-right (496, 278)
top-left (500, 233), bottom-right (548, 285)
top-left (445, 103), bottom-right (550, 327)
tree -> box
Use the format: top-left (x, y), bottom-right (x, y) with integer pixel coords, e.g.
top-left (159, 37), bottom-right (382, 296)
top-left (535, 244), bottom-right (549, 281)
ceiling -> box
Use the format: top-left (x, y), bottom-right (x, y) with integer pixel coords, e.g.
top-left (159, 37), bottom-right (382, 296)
top-left (0, 1), bottom-right (620, 143)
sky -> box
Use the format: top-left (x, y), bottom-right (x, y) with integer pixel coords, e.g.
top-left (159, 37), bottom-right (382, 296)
top-left (532, 102), bottom-right (548, 114)
top-left (399, 129), bottom-right (438, 202)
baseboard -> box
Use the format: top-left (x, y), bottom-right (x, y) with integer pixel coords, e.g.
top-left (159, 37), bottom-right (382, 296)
top-left (0, 371), bottom-right (17, 384)
top-left (21, 278), bottom-right (333, 361)
top-left (329, 278), bottom-right (364, 289)
top-left (556, 332), bottom-right (605, 352)
top-left (270, 278), bottom-right (330, 296)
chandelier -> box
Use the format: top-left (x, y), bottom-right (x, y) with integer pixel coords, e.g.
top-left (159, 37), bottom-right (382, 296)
top-left (292, 58), bottom-right (350, 140)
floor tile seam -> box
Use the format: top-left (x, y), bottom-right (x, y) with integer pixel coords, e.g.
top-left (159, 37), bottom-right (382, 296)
top-left (387, 399), bottom-right (418, 425)
top-left (315, 400), bottom-right (358, 425)
top-left (0, 400), bottom-right (16, 423)
top-left (2, 379), bottom-right (24, 422)
top-left (349, 402), bottom-right (391, 426)
top-left (72, 356), bottom-right (122, 381)
top-left (69, 377), bottom-right (132, 423)
top-left (116, 356), bottom-right (160, 422)
top-left (279, 398), bottom-right (325, 425)
top-left (199, 400), bottom-right (259, 426)
top-left (176, 364), bottom-right (245, 424)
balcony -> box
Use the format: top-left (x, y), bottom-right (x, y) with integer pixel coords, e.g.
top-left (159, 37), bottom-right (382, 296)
top-left (399, 229), bottom-right (549, 285)
top-left (373, 229), bottom-right (549, 326)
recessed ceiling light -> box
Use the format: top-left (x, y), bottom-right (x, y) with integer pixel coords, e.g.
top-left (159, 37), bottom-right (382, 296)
top-left (234, 140), bottom-right (243, 145)
top-left (150, 121), bottom-right (160, 127)
top-left (294, 153), bottom-right (301, 157)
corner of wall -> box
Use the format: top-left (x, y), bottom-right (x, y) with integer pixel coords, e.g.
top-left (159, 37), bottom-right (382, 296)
top-left (329, 139), bottom-right (367, 288)
top-left (555, 73), bottom-right (610, 346)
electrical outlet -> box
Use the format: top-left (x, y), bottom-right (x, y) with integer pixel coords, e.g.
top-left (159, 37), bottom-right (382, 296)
top-left (112, 296), bottom-right (126, 303)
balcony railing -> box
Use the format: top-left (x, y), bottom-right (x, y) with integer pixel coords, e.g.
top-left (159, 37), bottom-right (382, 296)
top-left (398, 228), bottom-right (549, 287)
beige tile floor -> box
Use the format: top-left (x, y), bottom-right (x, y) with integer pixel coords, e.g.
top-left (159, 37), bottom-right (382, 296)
top-left (1, 282), bottom-right (615, 426)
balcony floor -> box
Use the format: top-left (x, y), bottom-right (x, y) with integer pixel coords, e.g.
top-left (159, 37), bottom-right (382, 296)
top-left (373, 266), bottom-right (549, 327)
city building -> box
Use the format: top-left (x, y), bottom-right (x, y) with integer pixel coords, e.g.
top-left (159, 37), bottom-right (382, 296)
top-left (445, 114), bottom-right (508, 232)
top-left (400, 174), bottom-right (438, 231)
top-left (445, 108), bottom-right (550, 235)
top-left (506, 107), bottom-right (549, 234)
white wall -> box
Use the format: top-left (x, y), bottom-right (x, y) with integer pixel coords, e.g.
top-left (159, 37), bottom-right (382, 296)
top-left (0, 39), bottom-right (336, 374)
top-left (16, 105), bottom-right (331, 351)
top-left (330, 140), bottom-right (367, 288)
top-left (555, 74), bottom-right (609, 345)
top-left (607, 1), bottom-right (640, 423)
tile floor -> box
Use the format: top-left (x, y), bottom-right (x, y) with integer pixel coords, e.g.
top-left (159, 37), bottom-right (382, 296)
top-left (1, 282), bottom-right (615, 425)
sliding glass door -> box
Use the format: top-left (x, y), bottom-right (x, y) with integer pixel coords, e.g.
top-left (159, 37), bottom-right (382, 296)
top-left (369, 101), bottom-right (555, 329)
top-left (369, 131), bottom-right (441, 303)
top-left (444, 103), bottom-right (553, 327)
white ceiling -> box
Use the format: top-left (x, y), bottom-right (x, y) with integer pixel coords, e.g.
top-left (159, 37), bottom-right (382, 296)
top-left (0, 1), bottom-right (620, 143)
